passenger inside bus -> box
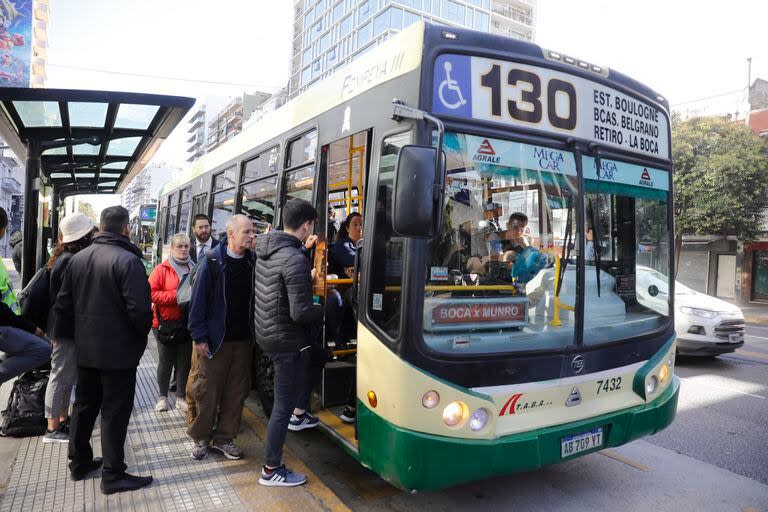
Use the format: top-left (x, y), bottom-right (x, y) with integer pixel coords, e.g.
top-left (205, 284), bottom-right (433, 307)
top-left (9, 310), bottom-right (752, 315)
top-left (327, 212), bottom-right (362, 350)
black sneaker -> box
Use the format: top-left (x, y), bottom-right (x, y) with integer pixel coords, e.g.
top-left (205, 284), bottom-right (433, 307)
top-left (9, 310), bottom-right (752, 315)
top-left (100, 473), bottom-right (153, 495)
top-left (42, 426), bottom-right (69, 444)
top-left (340, 406), bottom-right (356, 424)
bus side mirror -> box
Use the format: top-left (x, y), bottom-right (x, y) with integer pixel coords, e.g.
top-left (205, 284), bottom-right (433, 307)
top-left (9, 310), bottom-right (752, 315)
top-left (392, 145), bottom-right (444, 238)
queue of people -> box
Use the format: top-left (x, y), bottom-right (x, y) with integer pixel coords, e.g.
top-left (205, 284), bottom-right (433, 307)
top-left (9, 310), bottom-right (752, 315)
top-left (0, 197), bottom-right (362, 493)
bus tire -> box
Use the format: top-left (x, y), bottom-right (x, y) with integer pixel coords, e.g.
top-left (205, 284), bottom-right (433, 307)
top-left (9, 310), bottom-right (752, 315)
top-left (252, 345), bottom-right (275, 418)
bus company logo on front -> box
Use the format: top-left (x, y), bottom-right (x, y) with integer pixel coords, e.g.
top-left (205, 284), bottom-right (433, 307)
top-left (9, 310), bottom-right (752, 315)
top-left (498, 393), bottom-right (553, 416)
top-left (473, 139), bottom-right (501, 164)
top-left (571, 355), bottom-right (585, 373)
top-left (534, 147), bottom-right (565, 171)
top-left (565, 387), bottom-right (582, 407)
top-left (639, 168), bottom-right (654, 187)
top-left (597, 160), bottom-right (617, 181)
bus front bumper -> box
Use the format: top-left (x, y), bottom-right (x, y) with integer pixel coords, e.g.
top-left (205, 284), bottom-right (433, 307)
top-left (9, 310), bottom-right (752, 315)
top-left (358, 376), bottom-right (680, 491)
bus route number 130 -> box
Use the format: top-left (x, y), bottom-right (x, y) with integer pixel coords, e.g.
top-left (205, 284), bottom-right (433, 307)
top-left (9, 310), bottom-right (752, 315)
top-left (479, 64), bottom-right (577, 131)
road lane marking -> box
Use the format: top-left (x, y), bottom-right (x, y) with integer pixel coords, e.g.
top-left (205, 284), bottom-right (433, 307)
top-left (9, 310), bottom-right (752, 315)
top-left (598, 450), bottom-right (651, 472)
top-left (679, 377), bottom-right (766, 399)
top-left (745, 334), bottom-right (768, 341)
top-left (736, 349), bottom-right (768, 361)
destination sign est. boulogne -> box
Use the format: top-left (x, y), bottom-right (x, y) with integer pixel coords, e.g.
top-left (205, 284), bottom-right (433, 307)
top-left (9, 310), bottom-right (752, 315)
top-left (431, 54), bottom-right (670, 160)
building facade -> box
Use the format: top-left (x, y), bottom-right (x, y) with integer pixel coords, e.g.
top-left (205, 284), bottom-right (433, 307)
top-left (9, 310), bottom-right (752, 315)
top-left (186, 106), bottom-right (207, 163)
top-left (120, 163), bottom-right (178, 214)
top-left (0, 150), bottom-right (23, 257)
top-left (289, 0), bottom-right (536, 97)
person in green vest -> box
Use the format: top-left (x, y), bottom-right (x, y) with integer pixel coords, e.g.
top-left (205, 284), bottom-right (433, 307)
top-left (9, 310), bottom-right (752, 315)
top-left (0, 208), bottom-right (20, 315)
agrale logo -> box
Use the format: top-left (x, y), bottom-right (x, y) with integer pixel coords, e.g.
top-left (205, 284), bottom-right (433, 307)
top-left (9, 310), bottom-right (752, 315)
top-left (473, 139), bottom-right (501, 164)
top-left (565, 386), bottom-right (582, 407)
top-left (639, 168), bottom-right (654, 187)
top-left (498, 393), bottom-right (553, 416)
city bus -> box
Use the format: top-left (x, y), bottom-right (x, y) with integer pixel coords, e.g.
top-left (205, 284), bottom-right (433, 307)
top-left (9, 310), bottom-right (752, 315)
top-left (130, 203), bottom-right (157, 272)
top-left (156, 21), bottom-right (678, 490)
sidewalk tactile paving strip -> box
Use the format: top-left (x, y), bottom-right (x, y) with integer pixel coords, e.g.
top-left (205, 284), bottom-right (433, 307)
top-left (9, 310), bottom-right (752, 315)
top-left (0, 349), bottom-right (247, 512)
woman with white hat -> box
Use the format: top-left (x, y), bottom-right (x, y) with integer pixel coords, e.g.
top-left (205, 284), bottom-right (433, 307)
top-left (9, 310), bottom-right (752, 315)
top-left (42, 212), bottom-right (96, 444)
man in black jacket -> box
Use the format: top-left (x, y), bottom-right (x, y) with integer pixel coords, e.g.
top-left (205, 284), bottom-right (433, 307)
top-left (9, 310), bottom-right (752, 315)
top-left (54, 206), bottom-right (153, 494)
top-left (254, 198), bottom-right (322, 487)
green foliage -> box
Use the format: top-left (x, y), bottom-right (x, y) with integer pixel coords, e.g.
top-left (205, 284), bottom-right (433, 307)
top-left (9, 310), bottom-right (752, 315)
top-left (672, 116), bottom-right (768, 242)
top-left (77, 201), bottom-right (97, 224)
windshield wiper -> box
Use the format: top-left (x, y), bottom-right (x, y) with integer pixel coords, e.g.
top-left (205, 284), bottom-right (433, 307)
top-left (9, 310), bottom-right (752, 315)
top-left (589, 143), bottom-right (604, 298)
top-left (557, 194), bottom-right (573, 297)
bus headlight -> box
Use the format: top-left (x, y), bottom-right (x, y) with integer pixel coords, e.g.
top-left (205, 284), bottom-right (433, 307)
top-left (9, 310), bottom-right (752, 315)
top-left (659, 364), bottom-right (669, 384)
top-left (469, 408), bottom-right (490, 432)
top-left (646, 375), bottom-right (658, 395)
top-left (442, 401), bottom-right (467, 427)
top-left (422, 390), bottom-right (440, 409)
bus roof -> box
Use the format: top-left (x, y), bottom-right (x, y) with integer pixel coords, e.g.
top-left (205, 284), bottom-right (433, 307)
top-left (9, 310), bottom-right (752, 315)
top-left (159, 21), bottom-right (427, 197)
top-left (160, 21), bottom-right (671, 198)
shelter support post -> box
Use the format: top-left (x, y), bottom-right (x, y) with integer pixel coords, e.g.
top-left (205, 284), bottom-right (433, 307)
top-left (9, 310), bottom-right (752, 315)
top-left (21, 139), bottom-right (40, 286)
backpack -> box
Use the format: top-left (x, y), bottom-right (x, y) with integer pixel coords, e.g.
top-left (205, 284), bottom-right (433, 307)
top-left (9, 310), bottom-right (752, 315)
top-left (187, 250), bottom-right (220, 311)
top-left (0, 369), bottom-right (49, 437)
top-left (18, 266), bottom-right (51, 331)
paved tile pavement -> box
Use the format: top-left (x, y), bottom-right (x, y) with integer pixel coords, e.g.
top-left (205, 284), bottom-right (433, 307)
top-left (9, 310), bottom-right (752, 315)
top-left (0, 348), bottom-right (247, 512)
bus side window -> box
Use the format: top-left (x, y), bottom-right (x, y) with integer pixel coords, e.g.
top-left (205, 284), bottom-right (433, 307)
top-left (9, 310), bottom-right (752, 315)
top-left (368, 132), bottom-right (411, 340)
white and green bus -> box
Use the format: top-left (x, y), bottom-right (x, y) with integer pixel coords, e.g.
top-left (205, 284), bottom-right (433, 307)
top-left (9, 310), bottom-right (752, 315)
top-left (157, 21), bottom-right (678, 490)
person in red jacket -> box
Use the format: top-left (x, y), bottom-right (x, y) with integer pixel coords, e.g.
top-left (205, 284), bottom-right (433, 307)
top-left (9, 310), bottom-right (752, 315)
top-left (149, 233), bottom-right (193, 413)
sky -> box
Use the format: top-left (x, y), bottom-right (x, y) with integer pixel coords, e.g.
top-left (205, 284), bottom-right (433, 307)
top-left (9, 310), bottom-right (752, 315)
top-left (43, 0), bottom-right (768, 211)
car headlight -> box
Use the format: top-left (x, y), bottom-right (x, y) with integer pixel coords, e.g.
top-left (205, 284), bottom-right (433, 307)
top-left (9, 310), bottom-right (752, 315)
top-left (680, 306), bottom-right (716, 318)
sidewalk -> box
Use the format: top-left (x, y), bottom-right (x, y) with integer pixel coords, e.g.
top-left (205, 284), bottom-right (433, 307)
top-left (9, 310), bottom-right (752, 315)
top-left (0, 341), bottom-right (345, 512)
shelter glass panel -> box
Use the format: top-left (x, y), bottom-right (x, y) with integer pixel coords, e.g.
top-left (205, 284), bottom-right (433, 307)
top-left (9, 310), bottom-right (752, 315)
top-left (114, 104), bottom-right (160, 130)
top-left (107, 137), bottom-right (142, 157)
top-left (13, 101), bottom-right (61, 127)
top-left (68, 102), bottom-right (108, 127)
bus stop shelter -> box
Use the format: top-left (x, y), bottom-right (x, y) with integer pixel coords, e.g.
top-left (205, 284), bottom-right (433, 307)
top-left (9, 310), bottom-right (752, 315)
top-left (0, 88), bottom-right (194, 285)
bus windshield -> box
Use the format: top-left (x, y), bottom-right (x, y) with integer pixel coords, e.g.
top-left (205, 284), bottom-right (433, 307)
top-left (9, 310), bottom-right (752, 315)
top-left (423, 132), bottom-right (671, 356)
top-left (424, 132), bottom-right (579, 354)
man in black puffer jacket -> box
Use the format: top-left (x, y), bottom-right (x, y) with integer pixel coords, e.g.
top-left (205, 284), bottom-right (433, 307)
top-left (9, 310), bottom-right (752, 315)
top-left (54, 206), bottom-right (153, 494)
top-left (253, 198), bottom-right (322, 488)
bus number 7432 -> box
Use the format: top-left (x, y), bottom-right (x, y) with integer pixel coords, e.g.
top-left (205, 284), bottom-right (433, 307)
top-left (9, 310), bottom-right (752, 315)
top-left (596, 377), bottom-right (622, 394)
top-left (480, 64), bottom-right (577, 130)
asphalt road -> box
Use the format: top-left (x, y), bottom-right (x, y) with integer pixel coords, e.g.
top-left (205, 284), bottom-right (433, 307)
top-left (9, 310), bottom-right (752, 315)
top-left (648, 323), bottom-right (768, 485)
top-left (273, 325), bottom-right (768, 511)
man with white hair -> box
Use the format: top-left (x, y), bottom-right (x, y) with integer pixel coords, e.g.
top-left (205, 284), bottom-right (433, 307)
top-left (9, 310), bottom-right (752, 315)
top-left (187, 214), bottom-right (255, 461)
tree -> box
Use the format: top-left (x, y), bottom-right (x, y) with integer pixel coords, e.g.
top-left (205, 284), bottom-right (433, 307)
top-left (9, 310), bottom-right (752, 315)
top-left (672, 115), bottom-right (768, 273)
top-left (77, 201), bottom-right (97, 224)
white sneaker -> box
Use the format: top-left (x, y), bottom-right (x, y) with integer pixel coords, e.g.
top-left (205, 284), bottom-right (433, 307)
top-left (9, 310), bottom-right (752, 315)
top-left (154, 397), bottom-right (169, 412)
top-left (176, 399), bottom-right (188, 413)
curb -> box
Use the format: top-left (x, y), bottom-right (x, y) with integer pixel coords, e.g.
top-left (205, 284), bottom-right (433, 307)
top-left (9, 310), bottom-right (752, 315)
top-left (241, 403), bottom-right (352, 512)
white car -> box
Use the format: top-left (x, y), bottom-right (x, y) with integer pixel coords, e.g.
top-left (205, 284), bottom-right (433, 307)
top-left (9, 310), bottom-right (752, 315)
top-left (636, 266), bottom-right (745, 356)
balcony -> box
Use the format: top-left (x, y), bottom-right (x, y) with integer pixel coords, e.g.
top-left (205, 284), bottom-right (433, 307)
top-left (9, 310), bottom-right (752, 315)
top-left (1, 177), bottom-right (21, 195)
top-left (491, 5), bottom-right (533, 27)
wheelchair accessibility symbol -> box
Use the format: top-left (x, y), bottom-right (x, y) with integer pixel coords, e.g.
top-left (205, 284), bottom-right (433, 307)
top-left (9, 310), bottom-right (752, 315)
top-left (438, 61), bottom-right (467, 110)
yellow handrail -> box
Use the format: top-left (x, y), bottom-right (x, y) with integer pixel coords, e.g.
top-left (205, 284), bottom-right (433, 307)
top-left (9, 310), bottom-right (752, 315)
top-left (551, 255), bottom-right (575, 326)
